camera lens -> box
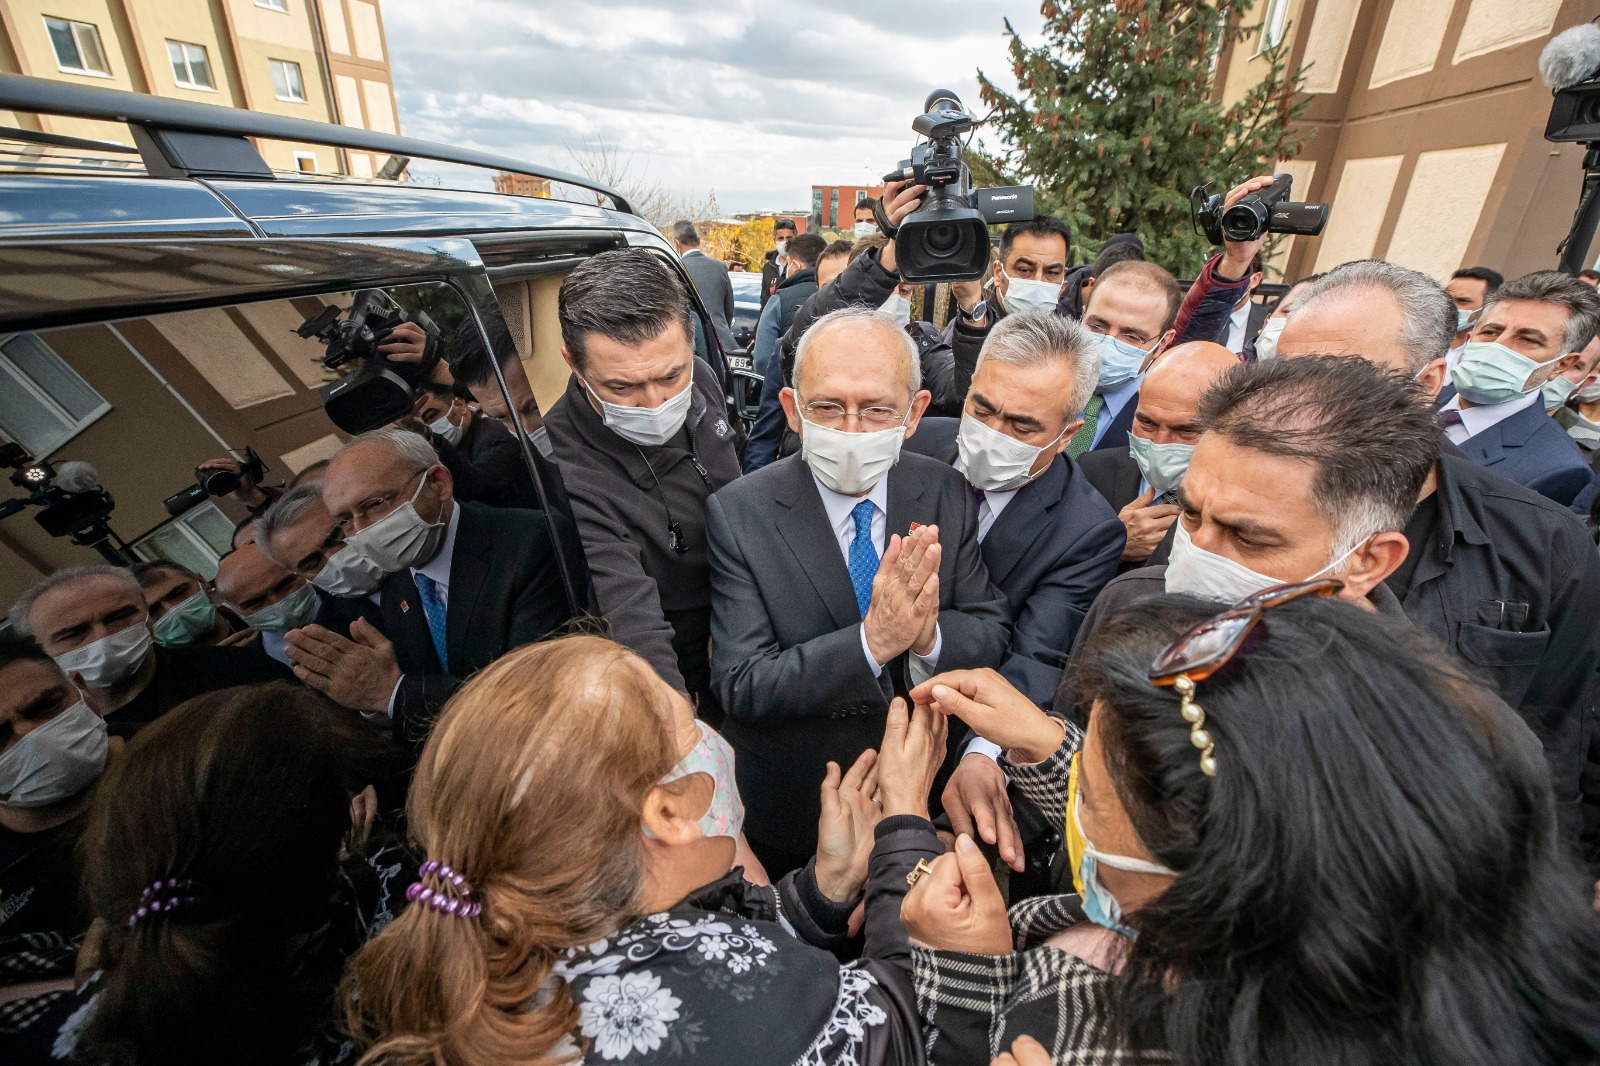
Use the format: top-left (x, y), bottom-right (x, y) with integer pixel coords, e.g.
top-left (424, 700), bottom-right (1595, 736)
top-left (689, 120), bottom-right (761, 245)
top-left (1221, 204), bottom-right (1267, 243)
top-left (199, 468), bottom-right (241, 497)
top-left (926, 223), bottom-right (962, 256)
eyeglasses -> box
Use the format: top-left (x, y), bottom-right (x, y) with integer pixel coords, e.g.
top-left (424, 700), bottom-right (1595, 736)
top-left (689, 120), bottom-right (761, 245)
top-left (1147, 578), bottom-right (1343, 777)
top-left (800, 398), bottom-right (909, 431)
top-left (349, 471), bottom-right (423, 527)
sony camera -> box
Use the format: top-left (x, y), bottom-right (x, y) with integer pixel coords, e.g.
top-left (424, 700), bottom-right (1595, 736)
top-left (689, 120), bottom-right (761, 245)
top-left (162, 446), bottom-right (266, 516)
top-left (885, 90), bottom-right (1035, 283)
top-left (1191, 173), bottom-right (1329, 245)
top-left (298, 289), bottom-right (440, 434)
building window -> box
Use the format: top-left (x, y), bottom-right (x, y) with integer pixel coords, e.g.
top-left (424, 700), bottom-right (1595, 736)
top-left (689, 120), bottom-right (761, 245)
top-left (43, 16), bottom-right (110, 77)
top-left (829, 189), bottom-right (839, 226)
top-left (0, 333), bottom-right (111, 458)
top-left (293, 151), bottom-right (319, 173)
top-left (166, 40), bottom-right (214, 90)
top-left (269, 58), bottom-right (306, 102)
top-left (132, 501), bottom-right (233, 579)
top-left (255, 0), bottom-right (290, 10)
top-left (1260, 0), bottom-right (1292, 51)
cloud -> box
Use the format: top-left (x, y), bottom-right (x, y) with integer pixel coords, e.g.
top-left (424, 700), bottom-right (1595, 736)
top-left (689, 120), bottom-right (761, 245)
top-left (381, 0), bottom-right (1043, 213)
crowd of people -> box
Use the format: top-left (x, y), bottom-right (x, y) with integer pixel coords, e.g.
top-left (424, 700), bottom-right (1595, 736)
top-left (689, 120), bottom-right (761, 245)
top-left (5, 171), bottom-right (1600, 1065)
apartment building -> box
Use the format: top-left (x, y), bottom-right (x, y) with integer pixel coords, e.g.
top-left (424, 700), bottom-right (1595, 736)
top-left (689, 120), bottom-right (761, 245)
top-left (0, 0), bottom-right (399, 176)
top-left (1214, 0), bottom-right (1593, 281)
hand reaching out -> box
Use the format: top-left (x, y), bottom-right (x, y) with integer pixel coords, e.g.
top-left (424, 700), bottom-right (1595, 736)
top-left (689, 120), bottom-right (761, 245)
top-left (910, 668), bottom-right (1067, 765)
top-left (900, 833), bottom-right (1013, 955)
top-left (876, 696), bottom-right (949, 821)
top-left (943, 753), bottom-right (1024, 872)
top-left (992, 1035), bottom-right (1053, 1066)
top-left (814, 749), bottom-right (882, 903)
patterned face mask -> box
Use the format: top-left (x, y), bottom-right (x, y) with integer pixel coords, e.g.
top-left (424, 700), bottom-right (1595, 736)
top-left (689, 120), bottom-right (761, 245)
top-left (652, 721), bottom-right (744, 840)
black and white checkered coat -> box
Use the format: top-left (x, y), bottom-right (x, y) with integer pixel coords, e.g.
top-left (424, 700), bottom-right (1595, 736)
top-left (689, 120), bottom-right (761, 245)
top-left (906, 733), bottom-right (1170, 1064)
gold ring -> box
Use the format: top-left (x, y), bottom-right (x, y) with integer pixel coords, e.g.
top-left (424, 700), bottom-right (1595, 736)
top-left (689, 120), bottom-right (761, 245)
top-left (906, 858), bottom-right (935, 887)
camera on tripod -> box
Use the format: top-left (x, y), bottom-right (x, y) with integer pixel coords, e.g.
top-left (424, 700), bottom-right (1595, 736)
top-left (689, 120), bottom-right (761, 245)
top-left (883, 90), bottom-right (1035, 283)
top-left (1191, 173), bottom-right (1328, 246)
top-left (0, 441), bottom-right (131, 563)
top-left (298, 289), bottom-right (440, 434)
top-left (162, 446), bottom-right (265, 517)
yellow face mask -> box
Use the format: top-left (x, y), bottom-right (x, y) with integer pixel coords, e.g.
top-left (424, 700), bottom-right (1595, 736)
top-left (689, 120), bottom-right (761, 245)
top-left (1065, 750), bottom-right (1088, 899)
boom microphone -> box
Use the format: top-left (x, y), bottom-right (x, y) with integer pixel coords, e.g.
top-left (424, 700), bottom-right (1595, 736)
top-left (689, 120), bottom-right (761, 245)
top-left (54, 460), bottom-right (101, 494)
top-left (1541, 22), bottom-right (1600, 91)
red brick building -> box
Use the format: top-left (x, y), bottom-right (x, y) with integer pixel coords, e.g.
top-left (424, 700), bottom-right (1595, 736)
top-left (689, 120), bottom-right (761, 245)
top-left (811, 183), bottom-right (884, 230)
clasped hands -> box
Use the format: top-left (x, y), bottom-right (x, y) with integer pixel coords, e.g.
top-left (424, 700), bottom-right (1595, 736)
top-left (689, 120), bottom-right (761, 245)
top-left (863, 524), bottom-right (941, 666)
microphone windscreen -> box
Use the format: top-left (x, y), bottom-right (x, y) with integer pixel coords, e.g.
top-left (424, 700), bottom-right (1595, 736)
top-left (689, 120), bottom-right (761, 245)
top-left (1540, 22), bottom-right (1600, 90)
top-left (54, 460), bottom-right (101, 494)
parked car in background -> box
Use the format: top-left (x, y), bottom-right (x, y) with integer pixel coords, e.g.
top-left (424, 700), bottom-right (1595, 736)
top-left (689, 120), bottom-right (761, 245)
top-left (729, 270), bottom-right (762, 353)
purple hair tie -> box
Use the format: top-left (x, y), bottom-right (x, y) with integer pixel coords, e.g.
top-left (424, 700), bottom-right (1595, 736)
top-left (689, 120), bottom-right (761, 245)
top-left (128, 878), bottom-right (201, 928)
top-left (405, 860), bottom-right (483, 919)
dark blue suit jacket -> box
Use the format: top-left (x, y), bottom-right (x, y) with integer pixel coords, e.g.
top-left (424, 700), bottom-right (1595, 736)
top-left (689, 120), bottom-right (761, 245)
top-left (1091, 390), bottom-right (1138, 453)
top-left (906, 417), bottom-right (1126, 705)
top-left (1454, 400), bottom-right (1592, 508)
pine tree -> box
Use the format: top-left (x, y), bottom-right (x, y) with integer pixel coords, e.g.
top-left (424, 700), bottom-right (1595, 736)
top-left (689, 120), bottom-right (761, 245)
top-left (973, 0), bottom-right (1311, 275)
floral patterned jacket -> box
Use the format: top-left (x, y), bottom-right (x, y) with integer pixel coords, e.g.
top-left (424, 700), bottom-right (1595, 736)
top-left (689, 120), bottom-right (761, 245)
top-left (554, 820), bottom-right (941, 1066)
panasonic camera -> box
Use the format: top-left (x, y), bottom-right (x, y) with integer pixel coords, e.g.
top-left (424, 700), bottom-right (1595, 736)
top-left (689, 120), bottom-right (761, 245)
top-left (298, 289), bottom-right (440, 434)
top-left (884, 90), bottom-right (1035, 283)
top-left (1191, 173), bottom-right (1329, 246)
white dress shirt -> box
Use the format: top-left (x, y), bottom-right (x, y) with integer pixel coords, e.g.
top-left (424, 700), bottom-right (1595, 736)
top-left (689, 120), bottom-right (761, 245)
top-left (384, 501), bottom-right (462, 717)
top-left (1439, 389), bottom-right (1539, 446)
top-left (810, 473), bottom-right (942, 681)
top-left (1223, 298), bottom-right (1252, 355)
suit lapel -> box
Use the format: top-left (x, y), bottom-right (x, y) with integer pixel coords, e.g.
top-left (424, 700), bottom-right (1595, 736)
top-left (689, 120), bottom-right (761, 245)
top-left (772, 463), bottom-right (862, 632)
top-left (884, 465), bottom-right (930, 555)
top-left (982, 461), bottom-right (1062, 585)
top-left (443, 504), bottom-right (487, 674)
top-left (1462, 420), bottom-right (1507, 466)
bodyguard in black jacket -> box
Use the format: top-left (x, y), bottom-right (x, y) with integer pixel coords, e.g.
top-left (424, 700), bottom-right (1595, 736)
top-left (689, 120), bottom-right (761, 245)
top-left (541, 251), bottom-right (742, 713)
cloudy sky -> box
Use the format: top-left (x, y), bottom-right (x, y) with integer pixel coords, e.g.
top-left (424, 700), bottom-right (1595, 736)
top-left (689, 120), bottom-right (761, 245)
top-left (381, 0), bottom-right (1046, 214)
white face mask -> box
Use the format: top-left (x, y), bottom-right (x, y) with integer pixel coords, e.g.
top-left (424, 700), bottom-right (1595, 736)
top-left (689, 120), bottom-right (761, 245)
top-left (242, 581), bottom-right (320, 634)
top-left (345, 473), bottom-right (449, 573)
top-left (583, 376), bottom-right (693, 448)
top-left (429, 409), bottom-right (464, 446)
top-left (775, 239), bottom-right (789, 256)
top-left (311, 542), bottom-right (388, 597)
top-left (1578, 380), bottom-right (1600, 404)
top-left (853, 221), bottom-right (878, 238)
top-left (880, 291), bottom-right (913, 329)
top-left (53, 622), bottom-right (152, 690)
top-left (1164, 521), bottom-right (1363, 602)
top-left (999, 267), bottom-right (1063, 316)
top-left (800, 414), bottom-right (908, 496)
top-left (0, 698), bottom-right (107, 808)
top-left (956, 412), bottom-right (1065, 492)
top-left (1253, 316), bottom-right (1286, 361)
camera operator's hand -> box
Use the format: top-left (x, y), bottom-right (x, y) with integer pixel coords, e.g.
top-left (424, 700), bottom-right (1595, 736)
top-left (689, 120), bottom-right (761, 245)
top-left (198, 457), bottom-right (267, 509)
top-left (377, 321), bottom-right (430, 364)
top-left (1218, 174), bottom-right (1277, 282)
top-left (950, 279), bottom-right (986, 318)
top-left (284, 620), bottom-right (402, 714)
top-left (877, 179), bottom-right (929, 276)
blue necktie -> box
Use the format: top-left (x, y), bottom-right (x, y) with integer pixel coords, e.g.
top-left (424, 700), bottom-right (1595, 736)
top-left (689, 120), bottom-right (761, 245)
top-left (412, 572), bottom-right (449, 674)
top-left (846, 500), bottom-right (878, 619)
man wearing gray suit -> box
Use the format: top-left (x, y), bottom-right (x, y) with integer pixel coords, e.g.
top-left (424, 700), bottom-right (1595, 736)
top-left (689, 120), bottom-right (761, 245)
top-left (671, 220), bottom-right (738, 356)
top-left (708, 307), bottom-right (1012, 874)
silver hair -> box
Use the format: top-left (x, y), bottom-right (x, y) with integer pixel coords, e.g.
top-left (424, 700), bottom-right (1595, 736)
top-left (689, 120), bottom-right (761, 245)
top-left (255, 481), bottom-right (330, 563)
top-left (974, 310), bottom-right (1100, 424)
top-left (792, 307), bottom-right (922, 400)
top-left (1290, 260), bottom-right (1457, 373)
top-left (8, 564), bottom-right (144, 637)
top-left (342, 427), bottom-right (440, 475)
top-left (1482, 270), bottom-right (1600, 356)
top-left (668, 220), bottom-right (699, 247)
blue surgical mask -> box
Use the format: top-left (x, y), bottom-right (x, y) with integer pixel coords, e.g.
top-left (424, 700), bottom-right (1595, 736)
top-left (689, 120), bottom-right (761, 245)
top-left (1093, 332), bottom-right (1152, 393)
top-left (1456, 307), bottom-right (1478, 332)
top-left (1543, 373), bottom-right (1580, 411)
top-left (242, 581), bottom-right (319, 634)
top-left (1127, 434), bottom-right (1193, 496)
top-left (152, 591), bottom-right (219, 647)
top-left (1449, 341), bottom-right (1553, 407)
top-left (1065, 753), bottom-right (1175, 938)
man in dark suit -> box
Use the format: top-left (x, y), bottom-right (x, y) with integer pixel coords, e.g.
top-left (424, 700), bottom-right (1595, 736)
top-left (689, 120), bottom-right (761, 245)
top-left (903, 311), bottom-right (1122, 880)
top-left (1078, 340), bottom-right (1241, 570)
top-left (759, 218), bottom-right (798, 307)
top-left (285, 428), bottom-right (576, 749)
top-left (1434, 271), bottom-right (1597, 507)
top-left (708, 306), bottom-right (1011, 875)
top-left (1073, 260), bottom-right (1181, 456)
top-left (671, 220), bottom-right (737, 356)
top-left (9, 565), bottom-right (290, 739)
top-left (414, 381), bottom-right (538, 509)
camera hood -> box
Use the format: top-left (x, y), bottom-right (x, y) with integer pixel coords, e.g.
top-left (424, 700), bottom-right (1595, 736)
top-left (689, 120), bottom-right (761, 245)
top-left (896, 203), bottom-right (993, 283)
top-left (319, 360), bottom-right (415, 434)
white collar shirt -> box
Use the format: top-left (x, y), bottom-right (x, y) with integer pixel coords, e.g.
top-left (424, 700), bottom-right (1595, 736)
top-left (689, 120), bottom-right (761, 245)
top-left (1438, 389), bottom-right (1539, 445)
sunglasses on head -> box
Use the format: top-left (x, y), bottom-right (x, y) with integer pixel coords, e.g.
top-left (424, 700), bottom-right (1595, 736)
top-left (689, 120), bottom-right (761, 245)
top-left (1146, 578), bottom-right (1344, 777)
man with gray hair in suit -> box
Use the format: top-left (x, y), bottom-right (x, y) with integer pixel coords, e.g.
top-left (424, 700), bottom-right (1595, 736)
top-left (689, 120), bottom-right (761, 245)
top-left (707, 306), bottom-right (1011, 875)
top-left (670, 219), bottom-right (737, 355)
